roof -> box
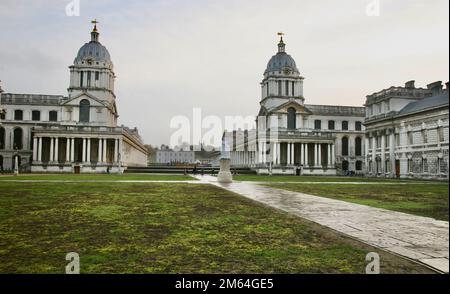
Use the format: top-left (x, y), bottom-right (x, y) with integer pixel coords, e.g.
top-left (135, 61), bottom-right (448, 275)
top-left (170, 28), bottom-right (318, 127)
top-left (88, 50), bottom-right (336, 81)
top-left (265, 52), bottom-right (299, 74)
top-left (398, 91), bottom-right (449, 116)
top-left (305, 104), bottom-right (366, 116)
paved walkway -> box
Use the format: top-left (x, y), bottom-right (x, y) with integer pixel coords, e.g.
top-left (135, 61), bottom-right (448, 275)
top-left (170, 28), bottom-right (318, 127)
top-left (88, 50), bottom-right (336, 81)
top-left (195, 175), bottom-right (449, 273)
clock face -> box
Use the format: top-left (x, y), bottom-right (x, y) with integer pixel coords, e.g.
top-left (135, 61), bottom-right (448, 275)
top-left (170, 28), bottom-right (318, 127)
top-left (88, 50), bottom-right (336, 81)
top-left (283, 68), bottom-right (291, 75)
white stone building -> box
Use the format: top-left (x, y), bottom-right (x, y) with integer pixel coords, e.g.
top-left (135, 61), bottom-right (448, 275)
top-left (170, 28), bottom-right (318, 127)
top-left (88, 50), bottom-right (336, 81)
top-left (364, 80), bottom-right (449, 179)
top-left (156, 150), bottom-right (196, 164)
top-left (224, 36), bottom-right (366, 175)
top-left (0, 23), bottom-right (147, 173)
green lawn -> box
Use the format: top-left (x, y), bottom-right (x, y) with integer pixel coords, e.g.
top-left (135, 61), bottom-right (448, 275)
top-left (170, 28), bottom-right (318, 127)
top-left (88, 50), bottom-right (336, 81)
top-left (0, 182), bottom-right (432, 273)
top-left (0, 173), bottom-right (194, 181)
top-left (233, 175), bottom-right (427, 183)
top-left (266, 183), bottom-right (449, 221)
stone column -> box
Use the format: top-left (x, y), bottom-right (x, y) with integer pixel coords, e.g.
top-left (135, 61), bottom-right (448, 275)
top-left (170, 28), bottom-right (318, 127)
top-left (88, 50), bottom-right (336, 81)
top-left (33, 137), bottom-right (38, 161)
top-left (82, 138), bottom-right (86, 163)
top-left (287, 143), bottom-right (291, 165)
top-left (305, 143), bottom-right (309, 166)
top-left (54, 137), bottom-right (59, 163)
top-left (318, 144), bottom-right (322, 167)
top-left (102, 138), bottom-right (107, 163)
top-left (365, 137), bottom-right (370, 172)
top-left (38, 137), bottom-right (43, 162)
top-left (66, 138), bottom-right (71, 162)
top-left (87, 138), bottom-right (91, 163)
top-left (389, 131), bottom-right (396, 177)
top-left (70, 138), bottom-right (75, 162)
top-left (98, 138), bottom-right (103, 163)
top-left (327, 144), bottom-right (331, 166)
top-left (331, 144), bottom-right (335, 165)
top-left (314, 144), bottom-right (318, 166)
top-left (50, 137), bottom-right (54, 162)
top-left (300, 143), bottom-right (304, 165)
top-left (372, 136), bottom-right (376, 174)
top-left (381, 134), bottom-right (386, 174)
top-left (272, 142), bottom-right (277, 164)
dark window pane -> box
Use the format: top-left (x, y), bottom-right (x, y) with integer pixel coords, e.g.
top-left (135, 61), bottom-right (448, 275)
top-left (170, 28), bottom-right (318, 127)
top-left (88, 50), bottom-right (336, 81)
top-left (32, 110), bottom-right (40, 121)
top-left (355, 121), bottom-right (362, 131)
top-left (79, 99), bottom-right (90, 123)
top-left (14, 110), bottom-right (23, 121)
top-left (342, 121), bottom-right (348, 130)
top-left (49, 111), bottom-right (58, 122)
top-left (328, 120), bottom-right (335, 130)
top-left (287, 107), bottom-right (296, 130)
top-left (314, 120), bottom-right (321, 130)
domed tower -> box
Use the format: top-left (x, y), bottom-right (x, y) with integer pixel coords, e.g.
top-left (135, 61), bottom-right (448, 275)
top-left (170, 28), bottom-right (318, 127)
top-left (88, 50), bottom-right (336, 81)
top-left (260, 33), bottom-right (304, 104)
top-left (66, 20), bottom-right (118, 126)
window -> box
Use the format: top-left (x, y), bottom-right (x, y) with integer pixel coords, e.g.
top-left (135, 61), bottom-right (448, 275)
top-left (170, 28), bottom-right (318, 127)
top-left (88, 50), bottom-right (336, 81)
top-left (0, 127), bottom-right (5, 150)
top-left (285, 81), bottom-right (289, 96)
top-left (14, 110), bottom-right (23, 121)
top-left (314, 120), bottom-right (321, 130)
top-left (355, 137), bottom-right (362, 156)
top-left (292, 82), bottom-right (295, 96)
top-left (49, 111), bottom-right (58, 122)
top-left (80, 71), bottom-right (84, 87)
top-left (79, 99), bottom-right (90, 123)
top-left (342, 121), bottom-right (348, 130)
top-left (342, 137), bottom-right (349, 156)
top-left (408, 131), bottom-right (413, 145)
top-left (13, 128), bottom-right (23, 150)
top-left (328, 120), bottom-right (335, 130)
top-left (356, 161), bottom-right (362, 171)
top-left (32, 110), bottom-right (41, 121)
top-left (438, 127), bottom-right (445, 142)
top-left (422, 129), bottom-right (428, 144)
top-left (95, 71), bottom-right (100, 81)
top-left (266, 82), bottom-right (269, 97)
top-left (87, 71), bottom-right (91, 87)
top-left (355, 121), bottom-right (362, 131)
top-left (287, 108), bottom-right (296, 130)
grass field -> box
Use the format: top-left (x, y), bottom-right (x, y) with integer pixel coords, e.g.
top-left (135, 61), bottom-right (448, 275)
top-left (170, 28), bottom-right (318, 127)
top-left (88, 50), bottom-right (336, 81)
top-left (233, 175), bottom-right (431, 183)
top-left (266, 182), bottom-right (449, 221)
top-left (0, 173), bottom-right (194, 181)
top-left (0, 181), bottom-right (433, 274)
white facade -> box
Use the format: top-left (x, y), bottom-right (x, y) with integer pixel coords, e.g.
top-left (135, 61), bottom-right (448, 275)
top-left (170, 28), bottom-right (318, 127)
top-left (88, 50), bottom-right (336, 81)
top-left (364, 81), bottom-right (449, 179)
top-left (224, 36), bottom-right (366, 175)
top-left (0, 24), bottom-right (147, 173)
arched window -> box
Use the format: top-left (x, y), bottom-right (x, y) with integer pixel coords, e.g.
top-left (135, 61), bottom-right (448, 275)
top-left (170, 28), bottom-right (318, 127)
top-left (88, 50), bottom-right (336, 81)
top-left (342, 137), bottom-right (349, 156)
top-left (13, 128), bottom-right (23, 150)
top-left (355, 137), bottom-right (362, 156)
top-left (14, 110), bottom-right (23, 121)
top-left (355, 121), bottom-right (362, 131)
top-left (79, 99), bottom-right (90, 122)
top-left (287, 107), bottom-right (296, 130)
top-left (0, 127), bottom-right (5, 150)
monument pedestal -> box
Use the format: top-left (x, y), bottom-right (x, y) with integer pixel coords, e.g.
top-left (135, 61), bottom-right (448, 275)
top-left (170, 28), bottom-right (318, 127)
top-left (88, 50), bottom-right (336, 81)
top-left (217, 158), bottom-right (232, 183)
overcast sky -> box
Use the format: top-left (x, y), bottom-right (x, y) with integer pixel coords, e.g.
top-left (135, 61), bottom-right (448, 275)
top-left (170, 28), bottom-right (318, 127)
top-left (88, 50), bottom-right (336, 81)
top-left (0, 0), bottom-right (448, 146)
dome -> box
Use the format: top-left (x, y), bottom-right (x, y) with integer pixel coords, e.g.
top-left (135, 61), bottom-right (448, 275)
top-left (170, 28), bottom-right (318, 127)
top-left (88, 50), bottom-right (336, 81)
top-left (264, 37), bottom-right (299, 74)
top-left (74, 24), bottom-right (112, 67)
top-left (75, 41), bottom-right (111, 65)
top-left (265, 52), bottom-right (299, 74)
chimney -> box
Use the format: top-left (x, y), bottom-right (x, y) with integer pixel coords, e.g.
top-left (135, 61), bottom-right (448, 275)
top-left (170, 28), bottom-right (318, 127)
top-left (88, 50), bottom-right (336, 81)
top-left (427, 81), bottom-right (443, 95)
top-left (405, 80), bottom-right (415, 89)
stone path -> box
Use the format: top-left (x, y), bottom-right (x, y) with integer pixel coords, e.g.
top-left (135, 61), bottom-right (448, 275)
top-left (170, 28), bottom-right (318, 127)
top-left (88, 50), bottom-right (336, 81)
top-left (195, 175), bottom-right (449, 273)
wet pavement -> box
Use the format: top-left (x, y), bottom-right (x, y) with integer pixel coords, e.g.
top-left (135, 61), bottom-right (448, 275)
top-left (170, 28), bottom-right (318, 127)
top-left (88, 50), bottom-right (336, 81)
top-left (195, 175), bottom-right (449, 273)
